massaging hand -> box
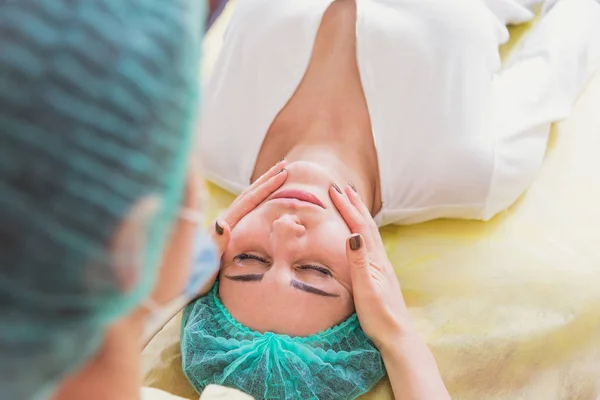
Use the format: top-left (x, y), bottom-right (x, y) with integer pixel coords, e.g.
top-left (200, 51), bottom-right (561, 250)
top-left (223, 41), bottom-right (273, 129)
top-left (332, 184), bottom-right (452, 399)
top-left (154, 160), bottom-right (288, 302)
top-left (330, 184), bottom-right (414, 349)
top-left (206, 160), bottom-right (289, 282)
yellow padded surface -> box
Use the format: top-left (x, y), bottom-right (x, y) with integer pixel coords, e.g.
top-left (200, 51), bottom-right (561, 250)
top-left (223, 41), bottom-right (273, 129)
top-left (142, 7), bottom-right (600, 400)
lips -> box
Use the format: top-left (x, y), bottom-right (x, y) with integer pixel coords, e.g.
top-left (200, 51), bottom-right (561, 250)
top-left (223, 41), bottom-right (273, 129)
top-left (270, 189), bottom-right (325, 208)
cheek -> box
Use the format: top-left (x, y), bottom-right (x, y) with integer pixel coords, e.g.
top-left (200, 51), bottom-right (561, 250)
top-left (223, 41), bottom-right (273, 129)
top-left (314, 220), bottom-right (353, 281)
top-left (309, 216), bottom-right (346, 240)
top-left (317, 217), bottom-right (352, 249)
top-left (224, 210), bottom-right (268, 258)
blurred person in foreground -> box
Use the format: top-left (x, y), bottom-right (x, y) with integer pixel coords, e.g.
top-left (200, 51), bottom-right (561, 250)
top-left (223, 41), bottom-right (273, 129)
top-left (0, 0), bottom-right (231, 399)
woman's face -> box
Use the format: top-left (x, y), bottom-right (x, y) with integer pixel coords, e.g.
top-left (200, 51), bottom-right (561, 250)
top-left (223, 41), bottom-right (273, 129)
top-left (219, 161), bottom-right (355, 336)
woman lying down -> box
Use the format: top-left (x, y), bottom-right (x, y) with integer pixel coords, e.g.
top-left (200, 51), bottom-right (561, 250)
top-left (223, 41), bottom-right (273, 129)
top-left (183, 0), bottom-right (600, 398)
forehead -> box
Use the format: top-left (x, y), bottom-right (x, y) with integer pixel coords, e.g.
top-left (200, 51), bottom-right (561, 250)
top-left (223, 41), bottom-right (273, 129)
top-left (218, 276), bottom-right (354, 336)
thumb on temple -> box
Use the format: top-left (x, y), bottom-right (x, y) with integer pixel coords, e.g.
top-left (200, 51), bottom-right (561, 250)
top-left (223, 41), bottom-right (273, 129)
top-left (346, 234), bottom-right (370, 280)
top-left (211, 219), bottom-right (231, 256)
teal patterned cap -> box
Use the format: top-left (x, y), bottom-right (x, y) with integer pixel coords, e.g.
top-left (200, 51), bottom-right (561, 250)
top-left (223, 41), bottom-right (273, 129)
top-left (0, 0), bottom-right (205, 398)
top-left (182, 283), bottom-right (386, 400)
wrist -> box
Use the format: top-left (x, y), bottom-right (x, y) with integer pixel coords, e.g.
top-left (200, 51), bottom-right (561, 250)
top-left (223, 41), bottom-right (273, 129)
top-left (371, 305), bottom-right (418, 351)
top-left (377, 323), bottom-right (422, 356)
top-left (375, 325), bottom-right (451, 400)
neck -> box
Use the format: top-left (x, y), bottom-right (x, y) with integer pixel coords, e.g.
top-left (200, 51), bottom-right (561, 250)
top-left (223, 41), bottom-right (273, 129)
top-left (253, 115), bottom-right (382, 215)
top-left (52, 310), bottom-right (146, 400)
top-left (252, 0), bottom-right (381, 214)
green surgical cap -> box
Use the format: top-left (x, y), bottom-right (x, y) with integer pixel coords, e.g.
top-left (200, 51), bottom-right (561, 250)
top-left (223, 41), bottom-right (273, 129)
top-left (0, 0), bottom-right (205, 398)
top-left (181, 283), bottom-right (386, 400)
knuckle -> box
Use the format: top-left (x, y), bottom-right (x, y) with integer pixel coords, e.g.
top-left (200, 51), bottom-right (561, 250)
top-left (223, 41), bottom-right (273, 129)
top-left (356, 222), bottom-right (371, 232)
top-left (365, 215), bottom-right (378, 228)
top-left (357, 258), bottom-right (370, 269)
top-left (350, 251), bottom-right (369, 265)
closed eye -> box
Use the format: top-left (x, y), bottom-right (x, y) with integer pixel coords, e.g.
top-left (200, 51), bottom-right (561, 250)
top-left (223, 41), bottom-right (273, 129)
top-left (298, 264), bottom-right (332, 276)
top-left (234, 253), bottom-right (269, 263)
top-left (234, 255), bottom-right (331, 276)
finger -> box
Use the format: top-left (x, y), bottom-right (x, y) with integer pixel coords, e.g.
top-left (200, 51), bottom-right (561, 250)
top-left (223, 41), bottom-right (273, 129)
top-left (222, 168), bottom-right (288, 228)
top-left (344, 185), bottom-right (380, 237)
top-left (330, 184), bottom-right (365, 231)
top-left (237, 159), bottom-right (288, 201)
top-left (345, 233), bottom-right (370, 281)
top-left (329, 183), bottom-right (379, 249)
top-left (344, 185), bottom-right (372, 220)
top-left (211, 218), bottom-right (231, 257)
top-left (330, 184), bottom-right (382, 252)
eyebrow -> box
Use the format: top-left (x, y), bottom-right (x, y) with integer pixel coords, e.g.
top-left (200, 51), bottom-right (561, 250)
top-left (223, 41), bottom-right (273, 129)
top-left (291, 280), bottom-right (339, 297)
top-left (224, 275), bottom-right (339, 298)
top-left (224, 274), bottom-right (264, 282)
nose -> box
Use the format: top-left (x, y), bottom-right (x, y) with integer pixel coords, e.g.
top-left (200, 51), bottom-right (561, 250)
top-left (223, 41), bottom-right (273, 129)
top-left (271, 214), bottom-right (305, 239)
top-left (268, 215), bottom-right (305, 278)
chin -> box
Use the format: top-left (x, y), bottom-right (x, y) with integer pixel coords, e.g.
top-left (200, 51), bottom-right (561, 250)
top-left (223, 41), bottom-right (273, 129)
top-left (284, 161), bottom-right (336, 187)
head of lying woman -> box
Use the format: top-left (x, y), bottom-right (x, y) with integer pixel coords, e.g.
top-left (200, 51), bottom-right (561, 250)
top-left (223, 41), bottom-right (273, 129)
top-left (181, 158), bottom-right (390, 399)
top-left (220, 162), bottom-right (358, 336)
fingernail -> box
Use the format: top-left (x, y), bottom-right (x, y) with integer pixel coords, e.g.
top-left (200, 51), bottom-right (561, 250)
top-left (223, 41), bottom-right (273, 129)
top-left (276, 157), bottom-right (285, 165)
top-left (348, 182), bottom-right (357, 193)
top-left (276, 168), bottom-right (286, 175)
top-left (332, 182), bottom-right (342, 194)
top-left (215, 221), bottom-right (224, 236)
top-left (349, 234), bottom-right (362, 251)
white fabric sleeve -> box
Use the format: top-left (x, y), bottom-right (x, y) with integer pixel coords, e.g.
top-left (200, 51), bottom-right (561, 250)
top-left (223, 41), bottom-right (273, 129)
top-left (480, 0), bottom-right (562, 26)
top-left (480, 0), bottom-right (538, 25)
top-left (482, 0), bottom-right (600, 220)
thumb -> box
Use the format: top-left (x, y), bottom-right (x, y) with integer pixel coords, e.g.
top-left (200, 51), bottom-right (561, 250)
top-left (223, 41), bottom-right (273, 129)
top-left (211, 218), bottom-right (231, 257)
top-left (346, 234), bottom-right (370, 279)
top-left (194, 218), bottom-right (228, 298)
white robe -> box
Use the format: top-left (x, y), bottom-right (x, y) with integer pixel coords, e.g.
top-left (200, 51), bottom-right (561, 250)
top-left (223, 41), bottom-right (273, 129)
top-left (198, 0), bottom-right (600, 225)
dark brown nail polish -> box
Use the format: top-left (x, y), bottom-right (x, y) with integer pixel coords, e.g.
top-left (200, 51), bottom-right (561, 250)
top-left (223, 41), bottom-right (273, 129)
top-left (215, 221), bottom-right (224, 236)
top-left (349, 234), bottom-right (362, 251)
top-left (332, 182), bottom-right (342, 194)
top-left (348, 182), bottom-right (357, 193)
top-left (276, 168), bottom-right (286, 175)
